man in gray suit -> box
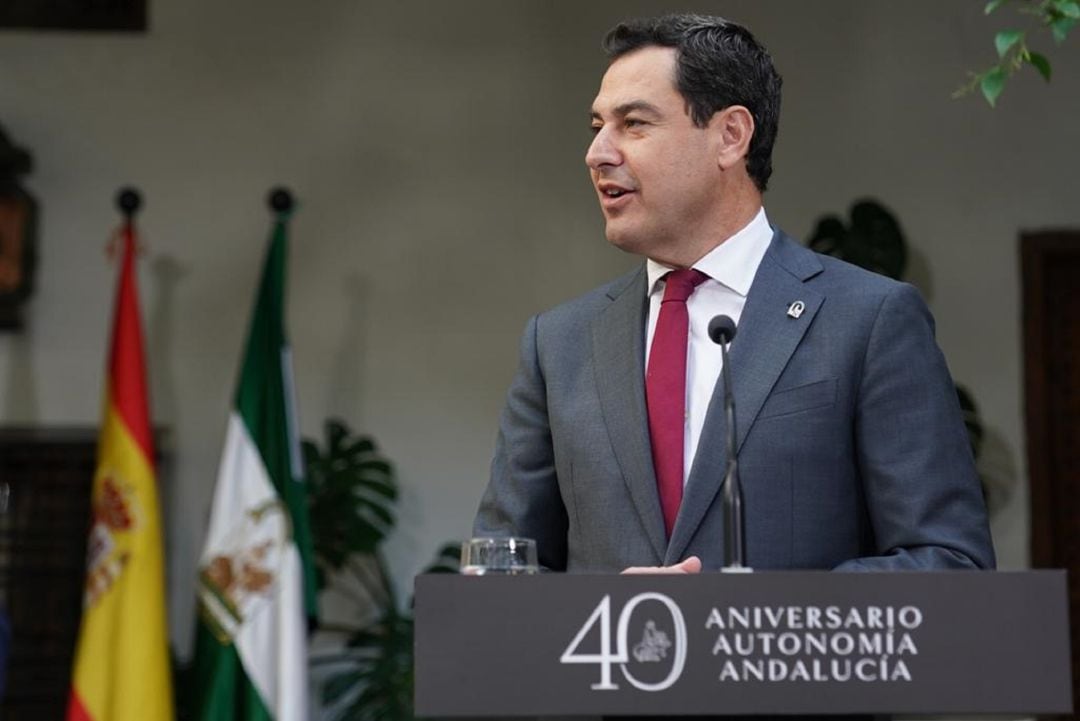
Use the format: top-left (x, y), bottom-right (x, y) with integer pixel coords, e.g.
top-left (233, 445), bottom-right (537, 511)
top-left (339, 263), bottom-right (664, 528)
top-left (474, 14), bottom-right (994, 574)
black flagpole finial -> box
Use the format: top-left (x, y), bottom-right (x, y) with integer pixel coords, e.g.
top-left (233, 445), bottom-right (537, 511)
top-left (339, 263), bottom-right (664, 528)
top-left (116, 187), bottom-right (142, 218)
top-left (268, 186), bottom-right (295, 216)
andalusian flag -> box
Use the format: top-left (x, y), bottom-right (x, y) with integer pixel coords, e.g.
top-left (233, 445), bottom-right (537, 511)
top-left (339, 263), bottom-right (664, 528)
top-left (67, 208), bottom-right (174, 721)
top-left (192, 196), bottom-right (318, 720)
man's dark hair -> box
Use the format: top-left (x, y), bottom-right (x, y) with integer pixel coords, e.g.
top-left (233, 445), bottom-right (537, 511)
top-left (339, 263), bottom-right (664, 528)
top-left (603, 14), bottom-right (782, 193)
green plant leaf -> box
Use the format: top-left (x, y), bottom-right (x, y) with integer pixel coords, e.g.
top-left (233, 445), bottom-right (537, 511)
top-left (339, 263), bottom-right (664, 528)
top-left (344, 437), bottom-right (376, 456)
top-left (954, 382), bottom-right (992, 510)
top-left (328, 418), bottom-right (350, 449)
top-left (329, 610), bottom-right (416, 721)
top-left (356, 459), bottom-right (394, 477)
top-left (808, 201), bottom-right (907, 280)
top-left (1050, 15), bottom-right (1078, 41)
top-left (980, 67), bottom-right (1006, 106)
top-left (994, 29), bottom-right (1024, 57)
top-left (955, 384), bottom-right (985, 457)
top-left (1027, 51), bottom-right (1053, 80)
top-left (323, 669), bottom-right (362, 705)
top-left (1055, 0), bottom-right (1080, 19)
top-left (355, 500), bottom-right (395, 527)
top-left (424, 542), bottom-right (463, 574)
top-left (985, 0), bottom-right (1009, 14)
top-left (304, 419), bottom-right (400, 566)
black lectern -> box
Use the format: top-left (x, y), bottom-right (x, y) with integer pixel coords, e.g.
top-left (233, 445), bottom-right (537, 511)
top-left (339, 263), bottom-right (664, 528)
top-left (415, 571), bottom-right (1071, 717)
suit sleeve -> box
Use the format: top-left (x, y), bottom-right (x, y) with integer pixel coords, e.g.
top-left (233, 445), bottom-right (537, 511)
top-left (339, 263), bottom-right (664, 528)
top-left (473, 314), bottom-right (569, 571)
top-left (834, 283), bottom-right (996, 571)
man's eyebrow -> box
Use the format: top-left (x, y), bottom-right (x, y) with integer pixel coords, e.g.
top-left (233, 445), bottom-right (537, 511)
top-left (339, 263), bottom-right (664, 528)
top-left (589, 101), bottom-right (663, 121)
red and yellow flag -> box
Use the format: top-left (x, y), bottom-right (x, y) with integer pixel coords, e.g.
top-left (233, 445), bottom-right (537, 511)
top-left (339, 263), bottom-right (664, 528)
top-left (66, 220), bottom-right (173, 721)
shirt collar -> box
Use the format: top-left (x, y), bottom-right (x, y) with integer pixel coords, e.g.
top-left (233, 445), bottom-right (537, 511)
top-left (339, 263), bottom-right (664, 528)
top-left (646, 207), bottom-right (773, 297)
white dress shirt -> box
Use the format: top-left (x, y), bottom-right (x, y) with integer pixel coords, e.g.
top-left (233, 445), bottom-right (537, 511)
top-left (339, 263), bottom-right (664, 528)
top-left (644, 207), bottom-right (773, 487)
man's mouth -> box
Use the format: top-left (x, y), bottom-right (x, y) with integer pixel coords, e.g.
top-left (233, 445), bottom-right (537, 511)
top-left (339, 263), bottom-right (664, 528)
top-left (597, 183), bottom-right (635, 205)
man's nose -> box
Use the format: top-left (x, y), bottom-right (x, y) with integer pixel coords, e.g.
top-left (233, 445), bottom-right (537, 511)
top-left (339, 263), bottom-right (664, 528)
top-left (585, 129), bottom-right (621, 170)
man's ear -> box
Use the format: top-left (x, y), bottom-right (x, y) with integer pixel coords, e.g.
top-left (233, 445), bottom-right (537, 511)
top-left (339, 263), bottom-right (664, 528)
top-left (710, 105), bottom-right (755, 171)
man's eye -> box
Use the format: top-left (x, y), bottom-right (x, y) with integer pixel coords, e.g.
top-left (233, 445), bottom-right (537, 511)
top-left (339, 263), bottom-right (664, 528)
top-left (589, 125), bottom-right (602, 134)
top-left (625, 118), bottom-right (647, 128)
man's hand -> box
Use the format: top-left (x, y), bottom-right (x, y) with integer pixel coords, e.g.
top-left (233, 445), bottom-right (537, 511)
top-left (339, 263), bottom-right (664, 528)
top-left (621, 556), bottom-right (702, 574)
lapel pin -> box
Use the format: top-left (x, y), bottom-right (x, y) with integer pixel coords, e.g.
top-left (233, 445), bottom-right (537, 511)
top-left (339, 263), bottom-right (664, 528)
top-left (787, 300), bottom-right (805, 319)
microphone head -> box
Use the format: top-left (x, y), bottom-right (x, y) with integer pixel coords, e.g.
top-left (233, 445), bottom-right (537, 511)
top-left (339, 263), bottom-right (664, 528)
top-left (708, 315), bottom-right (737, 345)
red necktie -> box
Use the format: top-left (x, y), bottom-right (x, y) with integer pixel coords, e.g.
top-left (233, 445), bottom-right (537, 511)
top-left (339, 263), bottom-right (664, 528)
top-left (646, 268), bottom-right (707, 538)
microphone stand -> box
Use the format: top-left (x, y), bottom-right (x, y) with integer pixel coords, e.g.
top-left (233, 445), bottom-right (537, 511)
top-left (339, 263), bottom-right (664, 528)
top-left (708, 315), bottom-right (750, 573)
top-left (718, 337), bottom-right (749, 572)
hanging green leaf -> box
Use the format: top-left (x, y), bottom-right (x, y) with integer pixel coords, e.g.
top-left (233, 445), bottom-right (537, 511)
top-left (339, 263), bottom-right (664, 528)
top-left (1055, 1), bottom-right (1080, 20)
top-left (980, 67), bottom-right (1006, 106)
top-left (962, 0), bottom-right (1075, 104)
top-left (1027, 51), bottom-right (1053, 80)
top-left (1050, 15), bottom-right (1078, 42)
top-left (994, 29), bottom-right (1024, 57)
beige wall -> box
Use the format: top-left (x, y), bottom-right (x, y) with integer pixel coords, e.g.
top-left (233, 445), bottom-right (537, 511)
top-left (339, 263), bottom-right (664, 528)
top-left (2, 0), bottom-right (1077, 655)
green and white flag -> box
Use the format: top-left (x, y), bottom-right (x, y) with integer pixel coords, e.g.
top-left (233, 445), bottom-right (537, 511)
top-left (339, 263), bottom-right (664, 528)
top-left (193, 209), bottom-right (318, 720)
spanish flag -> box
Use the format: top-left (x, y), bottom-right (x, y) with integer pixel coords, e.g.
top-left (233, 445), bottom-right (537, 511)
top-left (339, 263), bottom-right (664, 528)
top-left (66, 213), bottom-right (174, 721)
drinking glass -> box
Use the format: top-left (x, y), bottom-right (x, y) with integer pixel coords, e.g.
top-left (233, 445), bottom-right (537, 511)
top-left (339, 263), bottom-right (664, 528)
top-left (459, 537), bottom-right (539, 575)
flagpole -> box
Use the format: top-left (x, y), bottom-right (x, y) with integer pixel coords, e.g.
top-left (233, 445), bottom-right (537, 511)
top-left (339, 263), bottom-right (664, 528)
top-left (265, 186), bottom-right (307, 490)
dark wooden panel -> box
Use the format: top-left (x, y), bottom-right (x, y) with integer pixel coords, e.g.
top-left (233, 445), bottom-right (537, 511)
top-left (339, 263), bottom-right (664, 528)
top-left (1022, 231), bottom-right (1080, 720)
top-left (0, 427), bottom-right (96, 721)
top-left (0, 0), bottom-right (146, 32)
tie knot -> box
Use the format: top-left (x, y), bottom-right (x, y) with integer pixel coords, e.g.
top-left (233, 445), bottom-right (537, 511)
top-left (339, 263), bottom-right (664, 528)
top-left (661, 268), bottom-right (708, 303)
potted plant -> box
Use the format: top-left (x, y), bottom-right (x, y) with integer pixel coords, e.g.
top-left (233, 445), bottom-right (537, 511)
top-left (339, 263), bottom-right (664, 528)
top-left (303, 419), bottom-right (457, 721)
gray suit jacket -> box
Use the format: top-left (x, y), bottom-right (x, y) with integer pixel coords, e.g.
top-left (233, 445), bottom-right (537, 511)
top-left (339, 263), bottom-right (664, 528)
top-left (475, 230), bottom-right (995, 572)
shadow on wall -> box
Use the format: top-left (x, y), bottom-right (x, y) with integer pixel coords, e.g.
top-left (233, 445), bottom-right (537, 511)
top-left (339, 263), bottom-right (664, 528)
top-left (2, 331), bottom-right (38, 422)
top-left (147, 253), bottom-right (188, 429)
top-left (146, 252), bottom-right (188, 624)
top-left (325, 270), bottom-right (372, 425)
top-left (977, 426), bottom-right (1018, 517)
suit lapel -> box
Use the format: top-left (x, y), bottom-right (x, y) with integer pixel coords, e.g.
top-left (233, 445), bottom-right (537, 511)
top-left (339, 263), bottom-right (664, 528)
top-left (667, 232), bottom-right (825, 564)
top-left (591, 268), bottom-right (667, 562)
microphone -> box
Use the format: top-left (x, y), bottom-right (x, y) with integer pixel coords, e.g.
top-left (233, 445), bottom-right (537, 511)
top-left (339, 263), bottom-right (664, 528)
top-left (707, 314), bottom-right (736, 345)
top-left (708, 314), bottom-right (749, 571)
